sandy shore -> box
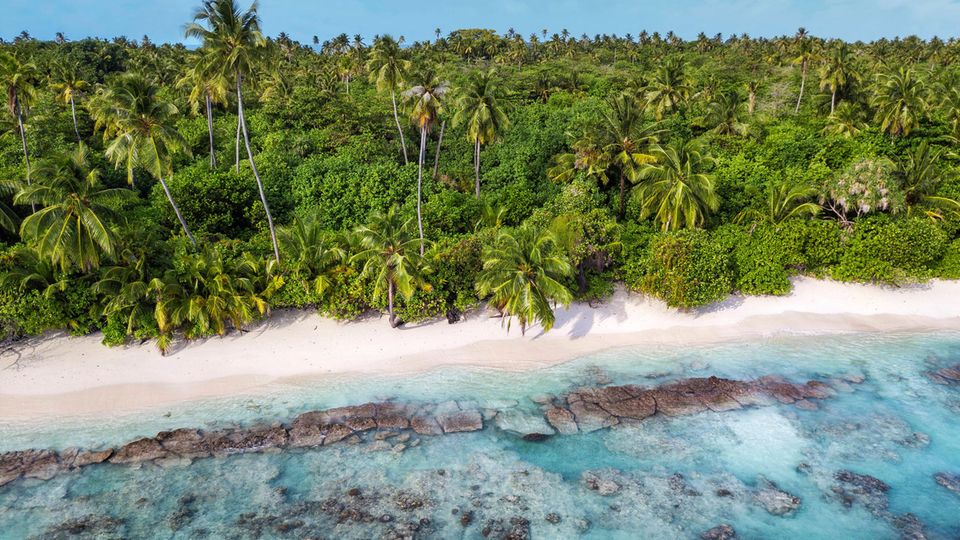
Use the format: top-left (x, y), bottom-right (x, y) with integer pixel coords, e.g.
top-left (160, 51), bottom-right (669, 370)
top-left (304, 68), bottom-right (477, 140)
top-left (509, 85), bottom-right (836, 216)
top-left (2, 277), bottom-right (959, 421)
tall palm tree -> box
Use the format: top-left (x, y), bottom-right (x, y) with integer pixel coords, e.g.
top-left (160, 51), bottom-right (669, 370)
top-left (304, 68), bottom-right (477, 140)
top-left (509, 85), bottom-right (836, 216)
top-left (403, 71), bottom-right (449, 255)
top-left (636, 140), bottom-right (719, 231)
top-left (351, 207), bottom-right (427, 327)
top-left (547, 137), bottom-right (612, 187)
top-left (0, 51), bottom-right (38, 211)
top-left (644, 56), bottom-right (690, 120)
top-left (88, 73), bottom-right (196, 246)
top-left (822, 102), bottom-right (866, 137)
top-left (818, 42), bottom-right (860, 114)
top-left (185, 0), bottom-right (280, 263)
top-left (453, 69), bottom-right (510, 199)
top-left (792, 30), bottom-right (817, 113)
top-left (476, 223), bottom-right (573, 335)
top-left (177, 52), bottom-right (229, 168)
top-left (7, 144), bottom-right (136, 272)
top-left (734, 182), bottom-right (820, 225)
top-left (894, 142), bottom-right (960, 220)
top-left (601, 93), bottom-right (659, 219)
top-left (366, 35), bottom-right (411, 164)
top-left (50, 60), bottom-right (89, 142)
top-left (872, 68), bottom-right (927, 136)
top-left (745, 79), bottom-right (760, 115)
top-left (703, 91), bottom-right (748, 136)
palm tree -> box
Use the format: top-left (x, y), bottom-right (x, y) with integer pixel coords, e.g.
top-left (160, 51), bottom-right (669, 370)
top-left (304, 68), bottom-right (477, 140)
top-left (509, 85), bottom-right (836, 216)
top-left (894, 142), bottom-right (960, 220)
top-left (703, 91), bottom-right (748, 136)
top-left (734, 182), bottom-right (820, 225)
top-left (822, 102), bottom-right (866, 137)
top-left (644, 56), bottom-right (690, 120)
top-left (792, 28), bottom-right (817, 113)
top-left (278, 211), bottom-right (346, 299)
top-left (872, 68), bottom-right (927, 136)
top-left (600, 93), bottom-right (659, 219)
top-left (93, 244), bottom-right (157, 341)
top-left (366, 35), bottom-right (411, 164)
top-left (50, 60), bottom-right (89, 142)
top-left (745, 79), bottom-right (760, 115)
top-left (636, 140), bottom-right (719, 231)
top-left (351, 207), bottom-right (428, 327)
top-left (185, 0), bottom-right (280, 263)
top-left (177, 52), bottom-right (229, 168)
top-left (88, 73), bottom-right (196, 246)
top-left (818, 42), bottom-right (859, 114)
top-left (0, 51), bottom-right (38, 211)
top-left (476, 223), bottom-right (573, 335)
top-left (453, 69), bottom-right (510, 199)
top-left (8, 144), bottom-right (136, 272)
top-left (547, 137), bottom-right (612, 187)
top-left (403, 71), bottom-right (449, 255)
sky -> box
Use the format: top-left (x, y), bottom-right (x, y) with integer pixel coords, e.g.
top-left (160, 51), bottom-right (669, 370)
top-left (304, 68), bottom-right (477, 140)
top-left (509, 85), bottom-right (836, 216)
top-left (2, 0), bottom-right (959, 45)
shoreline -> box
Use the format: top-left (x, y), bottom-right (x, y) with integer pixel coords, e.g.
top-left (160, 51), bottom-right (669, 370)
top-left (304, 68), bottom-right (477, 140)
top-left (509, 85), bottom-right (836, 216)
top-left (2, 277), bottom-right (960, 422)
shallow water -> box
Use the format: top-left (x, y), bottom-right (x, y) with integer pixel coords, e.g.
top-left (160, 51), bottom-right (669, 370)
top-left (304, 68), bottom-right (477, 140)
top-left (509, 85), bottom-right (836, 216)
top-left (2, 332), bottom-right (960, 539)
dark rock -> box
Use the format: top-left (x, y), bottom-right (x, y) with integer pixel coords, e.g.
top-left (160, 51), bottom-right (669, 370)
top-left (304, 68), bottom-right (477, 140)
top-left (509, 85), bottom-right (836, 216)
top-left (410, 415), bottom-right (443, 436)
top-left (72, 448), bottom-right (113, 468)
top-left (22, 449), bottom-right (61, 480)
top-left (927, 364), bottom-right (960, 385)
top-left (568, 400), bottom-right (618, 432)
top-left (545, 512), bottom-right (561, 524)
top-left (754, 477), bottom-right (801, 516)
top-left (794, 399), bottom-right (818, 411)
top-left (701, 524), bottom-right (737, 540)
top-left (832, 470), bottom-right (890, 511)
top-left (668, 473), bottom-right (701, 496)
top-left (111, 437), bottom-right (168, 464)
top-left (581, 471), bottom-right (621, 495)
top-left (597, 393), bottom-right (657, 419)
top-left (436, 410), bottom-right (483, 433)
top-left (891, 513), bottom-right (926, 540)
top-left (157, 428), bottom-right (211, 459)
top-left (287, 411), bottom-right (327, 448)
top-left (934, 472), bottom-right (960, 497)
top-left (715, 488), bottom-right (734, 498)
top-left (323, 424), bottom-right (355, 445)
top-left (42, 514), bottom-right (124, 539)
top-left (460, 510), bottom-right (474, 526)
top-left (379, 514), bottom-right (394, 523)
top-left (348, 487), bottom-right (362, 497)
top-left (394, 491), bottom-right (425, 511)
top-left (207, 424), bottom-right (288, 455)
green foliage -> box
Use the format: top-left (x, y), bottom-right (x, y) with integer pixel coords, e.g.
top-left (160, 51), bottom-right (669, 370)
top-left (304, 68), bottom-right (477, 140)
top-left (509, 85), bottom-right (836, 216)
top-left (832, 217), bottom-right (949, 283)
top-left (639, 229), bottom-right (733, 309)
top-left (154, 163), bottom-right (262, 239)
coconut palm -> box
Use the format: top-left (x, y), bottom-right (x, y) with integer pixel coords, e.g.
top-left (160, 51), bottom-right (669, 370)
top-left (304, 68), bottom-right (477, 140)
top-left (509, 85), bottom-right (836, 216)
top-left (93, 245), bottom-right (157, 340)
top-left (600, 93), bottom-right (659, 219)
top-left (734, 182), bottom-right (821, 225)
top-left (8, 144), bottom-right (136, 272)
top-left (635, 140), bottom-right (719, 231)
top-left (745, 79), bottom-right (761, 115)
top-left (894, 142), bottom-right (960, 220)
top-left (476, 223), bottom-right (573, 335)
top-left (278, 211), bottom-right (346, 299)
top-left (822, 102), bottom-right (866, 138)
top-left (351, 207), bottom-right (428, 327)
top-left (367, 35), bottom-right (411, 164)
top-left (0, 51), bottom-right (39, 211)
top-left (871, 68), bottom-right (927, 136)
top-left (50, 60), bottom-right (89, 142)
top-left (644, 56), bottom-right (690, 120)
top-left (177, 52), bottom-right (229, 168)
top-left (453, 69), bottom-right (510, 199)
top-left (818, 42), bottom-right (860, 114)
top-left (88, 73), bottom-right (196, 246)
top-left (793, 29), bottom-right (817, 113)
top-left (703, 91), bottom-right (748, 136)
top-left (547, 137), bottom-right (612, 187)
top-left (185, 0), bottom-right (280, 263)
top-left (403, 71), bottom-right (449, 255)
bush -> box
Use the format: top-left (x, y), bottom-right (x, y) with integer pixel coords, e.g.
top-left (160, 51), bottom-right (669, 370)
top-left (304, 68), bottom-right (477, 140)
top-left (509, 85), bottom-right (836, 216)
top-left (640, 230), bottom-right (734, 309)
top-left (832, 217), bottom-right (949, 283)
top-left (154, 163), bottom-right (263, 239)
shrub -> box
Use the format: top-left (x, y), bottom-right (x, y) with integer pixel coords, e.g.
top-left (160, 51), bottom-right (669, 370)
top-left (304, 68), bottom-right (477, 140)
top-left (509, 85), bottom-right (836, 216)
top-left (640, 230), bottom-right (734, 309)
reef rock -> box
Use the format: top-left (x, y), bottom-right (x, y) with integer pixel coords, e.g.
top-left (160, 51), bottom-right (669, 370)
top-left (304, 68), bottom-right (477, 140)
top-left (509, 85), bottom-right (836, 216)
top-left (110, 437), bottom-right (169, 464)
top-left (156, 428), bottom-right (211, 459)
top-left (934, 472), bottom-right (960, 497)
top-left (436, 411), bottom-right (483, 433)
top-left (544, 407), bottom-right (579, 435)
top-left (754, 477), bottom-right (801, 516)
top-left (832, 470), bottom-right (890, 511)
top-left (581, 470), bottom-right (622, 495)
top-left (495, 409), bottom-right (555, 440)
top-left (701, 524), bottom-right (738, 540)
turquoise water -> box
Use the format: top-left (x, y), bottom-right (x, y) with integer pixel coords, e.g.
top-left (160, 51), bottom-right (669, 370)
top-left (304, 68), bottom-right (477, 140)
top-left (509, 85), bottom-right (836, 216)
top-left (2, 332), bottom-right (960, 539)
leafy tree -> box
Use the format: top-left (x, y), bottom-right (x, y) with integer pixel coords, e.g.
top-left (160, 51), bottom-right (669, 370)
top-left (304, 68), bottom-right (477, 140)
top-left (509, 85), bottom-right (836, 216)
top-left (88, 73), bottom-right (196, 246)
top-left (893, 142), bottom-right (960, 220)
top-left (476, 222), bottom-right (573, 334)
top-left (871, 68), bottom-right (927, 136)
top-left (8, 144), bottom-right (135, 272)
top-left (0, 50), bottom-right (39, 211)
top-left (366, 34), bottom-right (411, 164)
top-left (403, 71), bottom-right (449, 254)
top-left (820, 158), bottom-right (902, 226)
top-left (351, 206), bottom-right (429, 327)
top-left (186, 0), bottom-right (281, 262)
top-left (453, 69), bottom-right (510, 199)
top-left (635, 140), bottom-right (719, 231)
top-left (735, 182), bottom-right (820, 225)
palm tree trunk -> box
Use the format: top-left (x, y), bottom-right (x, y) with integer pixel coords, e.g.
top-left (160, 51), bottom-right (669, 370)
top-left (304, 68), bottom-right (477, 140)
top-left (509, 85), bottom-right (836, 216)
top-left (235, 114), bottom-right (241, 173)
top-left (474, 138), bottom-right (481, 199)
top-left (417, 126), bottom-right (426, 256)
top-left (432, 120), bottom-right (445, 179)
top-left (830, 89), bottom-right (836, 115)
top-left (618, 171), bottom-right (627, 220)
top-left (159, 175), bottom-right (196, 247)
top-left (391, 90), bottom-right (409, 164)
top-left (748, 93), bottom-right (756, 115)
top-left (795, 63), bottom-right (806, 113)
top-left (69, 94), bottom-right (81, 142)
top-left (388, 279), bottom-right (397, 327)
top-left (14, 92), bottom-right (35, 213)
top-left (206, 93), bottom-right (217, 168)
top-left (237, 75), bottom-right (281, 263)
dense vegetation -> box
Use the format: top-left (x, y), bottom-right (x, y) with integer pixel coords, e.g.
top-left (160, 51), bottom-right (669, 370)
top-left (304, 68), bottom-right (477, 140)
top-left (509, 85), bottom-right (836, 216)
top-left (2, 3), bottom-right (959, 351)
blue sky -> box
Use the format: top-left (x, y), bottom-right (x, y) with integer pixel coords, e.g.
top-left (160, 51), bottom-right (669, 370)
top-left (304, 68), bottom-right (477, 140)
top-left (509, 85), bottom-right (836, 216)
top-left (2, 0), bottom-right (959, 45)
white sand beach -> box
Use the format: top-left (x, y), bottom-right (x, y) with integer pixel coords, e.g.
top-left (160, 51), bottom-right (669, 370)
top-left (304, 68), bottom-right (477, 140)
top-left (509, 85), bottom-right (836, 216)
top-left (1, 277), bottom-right (959, 421)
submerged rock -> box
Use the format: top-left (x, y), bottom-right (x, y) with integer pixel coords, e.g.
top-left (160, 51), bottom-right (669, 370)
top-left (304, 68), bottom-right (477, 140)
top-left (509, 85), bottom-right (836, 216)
top-left (544, 407), bottom-right (578, 435)
top-left (701, 524), bottom-right (737, 540)
top-left (832, 470), bottom-right (890, 511)
top-left (436, 410), bottom-right (483, 433)
top-left (495, 409), bottom-right (555, 440)
top-left (581, 470), bottom-right (622, 495)
top-left (41, 514), bottom-right (125, 540)
top-left (934, 472), bottom-right (960, 497)
top-left (926, 364), bottom-right (960, 385)
top-left (754, 477), bottom-right (801, 516)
